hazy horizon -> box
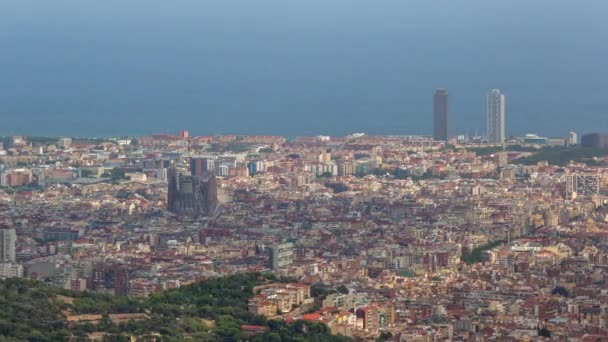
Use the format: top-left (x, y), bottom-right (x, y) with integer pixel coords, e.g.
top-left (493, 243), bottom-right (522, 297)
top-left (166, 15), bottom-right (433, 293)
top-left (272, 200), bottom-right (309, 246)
top-left (1, 0), bottom-right (607, 138)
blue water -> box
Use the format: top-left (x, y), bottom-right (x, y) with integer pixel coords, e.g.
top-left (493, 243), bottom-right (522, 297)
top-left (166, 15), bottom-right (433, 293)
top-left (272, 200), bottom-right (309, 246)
top-left (1, 0), bottom-right (607, 138)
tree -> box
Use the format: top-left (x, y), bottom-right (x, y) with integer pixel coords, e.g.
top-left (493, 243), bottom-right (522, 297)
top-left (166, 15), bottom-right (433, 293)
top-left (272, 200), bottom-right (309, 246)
top-left (103, 334), bottom-right (130, 342)
top-left (336, 285), bottom-right (349, 295)
top-left (80, 169), bottom-right (95, 178)
top-left (0, 275), bottom-right (352, 342)
top-left (513, 146), bottom-right (608, 167)
top-left (98, 314), bottom-right (116, 332)
top-left (539, 327), bottom-right (551, 337)
top-left (265, 332), bottom-right (282, 342)
top-left (326, 182), bottom-right (348, 193)
top-left (110, 168), bottom-right (126, 180)
top-left (213, 315), bottom-right (243, 340)
top-left (462, 240), bottom-right (504, 264)
top-left (377, 331), bottom-right (393, 341)
top-left (115, 190), bottom-right (131, 199)
top-left (304, 305), bottom-right (321, 314)
top-left (551, 286), bottom-right (570, 297)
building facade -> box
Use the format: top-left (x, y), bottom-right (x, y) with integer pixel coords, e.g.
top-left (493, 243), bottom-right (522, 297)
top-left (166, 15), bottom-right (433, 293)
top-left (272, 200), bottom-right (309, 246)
top-left (270, 242), bottom-right (294, 270)
top-left (89, 263), bottom-right (130, 296)
top-left (0, 229), bottom-right (16, 263)
top-left (0, 263), bottom-right (23, 279)
top-left (566, 173), bottom-right (599, 199)
top-left (43, 228), bottom-right (81, 241)
top-left (0, 169), bottom-right (33, 187)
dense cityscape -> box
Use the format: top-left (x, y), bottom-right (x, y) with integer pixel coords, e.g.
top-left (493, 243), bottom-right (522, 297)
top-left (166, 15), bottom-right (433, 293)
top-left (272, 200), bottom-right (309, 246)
top-left (2, 87), bottom-right (608, 341)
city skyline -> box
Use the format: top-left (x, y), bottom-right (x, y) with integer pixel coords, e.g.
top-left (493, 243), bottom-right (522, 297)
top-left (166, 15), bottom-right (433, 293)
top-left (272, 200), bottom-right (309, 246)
top-left (2, 132), bottom-right (608, 340)
top-left (0, 87), bottom-right (583, 141)
top-left (1, 1), bottom-right (608, 340)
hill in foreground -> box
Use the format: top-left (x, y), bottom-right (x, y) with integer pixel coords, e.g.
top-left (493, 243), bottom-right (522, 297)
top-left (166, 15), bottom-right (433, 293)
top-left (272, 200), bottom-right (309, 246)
top-left (0, 273), bottom-right (351, 342)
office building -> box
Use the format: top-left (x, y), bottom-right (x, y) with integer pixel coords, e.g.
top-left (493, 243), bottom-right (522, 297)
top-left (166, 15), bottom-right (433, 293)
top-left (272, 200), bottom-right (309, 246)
top-left (43, 228), bottom-right (81, 241)
top-left (89, 263), bottom-right (130, 296)
top-left (433, 89), bottom-right (448, 141)
top-left (270, 242), bottom-right (294, 270)
top-left (0, 229), bottom-right (16, 263)
top-left (581, 133), bottom-right (608, 149)
top-left (487, 89), bottom-right (506, 144)
top-left (566, 173), bottom-right (599, 199)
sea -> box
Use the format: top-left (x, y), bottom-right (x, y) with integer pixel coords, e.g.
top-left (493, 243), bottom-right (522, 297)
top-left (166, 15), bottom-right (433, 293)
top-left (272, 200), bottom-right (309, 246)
top-left (0, 0), bottom-right (607, 138)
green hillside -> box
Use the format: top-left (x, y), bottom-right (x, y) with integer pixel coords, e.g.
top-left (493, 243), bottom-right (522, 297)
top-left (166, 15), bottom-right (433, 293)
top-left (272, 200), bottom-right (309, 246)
top-left (0, 274), bottom-right (350, 342)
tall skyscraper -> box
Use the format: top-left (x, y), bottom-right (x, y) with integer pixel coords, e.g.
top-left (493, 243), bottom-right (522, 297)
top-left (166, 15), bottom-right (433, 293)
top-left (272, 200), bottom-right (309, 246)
top-left (433, 89), bottom-right (448, 142)
top-left (487, 89), bottom-right (506, 144)
top-left (0, 229), bottom-right (16, 263)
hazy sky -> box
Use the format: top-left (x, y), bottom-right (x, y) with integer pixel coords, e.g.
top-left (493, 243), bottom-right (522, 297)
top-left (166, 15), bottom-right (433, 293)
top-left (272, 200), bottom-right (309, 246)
top-left (1, 0), bottom-right (607, 137)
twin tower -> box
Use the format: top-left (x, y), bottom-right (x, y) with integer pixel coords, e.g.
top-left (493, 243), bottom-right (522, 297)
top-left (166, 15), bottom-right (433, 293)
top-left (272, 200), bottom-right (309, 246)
top-left (433, 88), bottom-right (506, 144)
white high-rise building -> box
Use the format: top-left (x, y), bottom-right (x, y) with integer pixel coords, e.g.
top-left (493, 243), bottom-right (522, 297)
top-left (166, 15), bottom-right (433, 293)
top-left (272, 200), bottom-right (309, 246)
top-left (0, 229), bottom-right (16, 263)
top-left (487, 89), bottom-right (506, 144)
top-left (568, 131), bottom-right (578, 146)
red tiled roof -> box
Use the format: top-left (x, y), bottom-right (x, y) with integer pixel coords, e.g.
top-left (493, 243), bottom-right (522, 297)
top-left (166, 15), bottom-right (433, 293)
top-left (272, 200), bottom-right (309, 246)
top-left (302, 313), bottom-right (322, 321)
